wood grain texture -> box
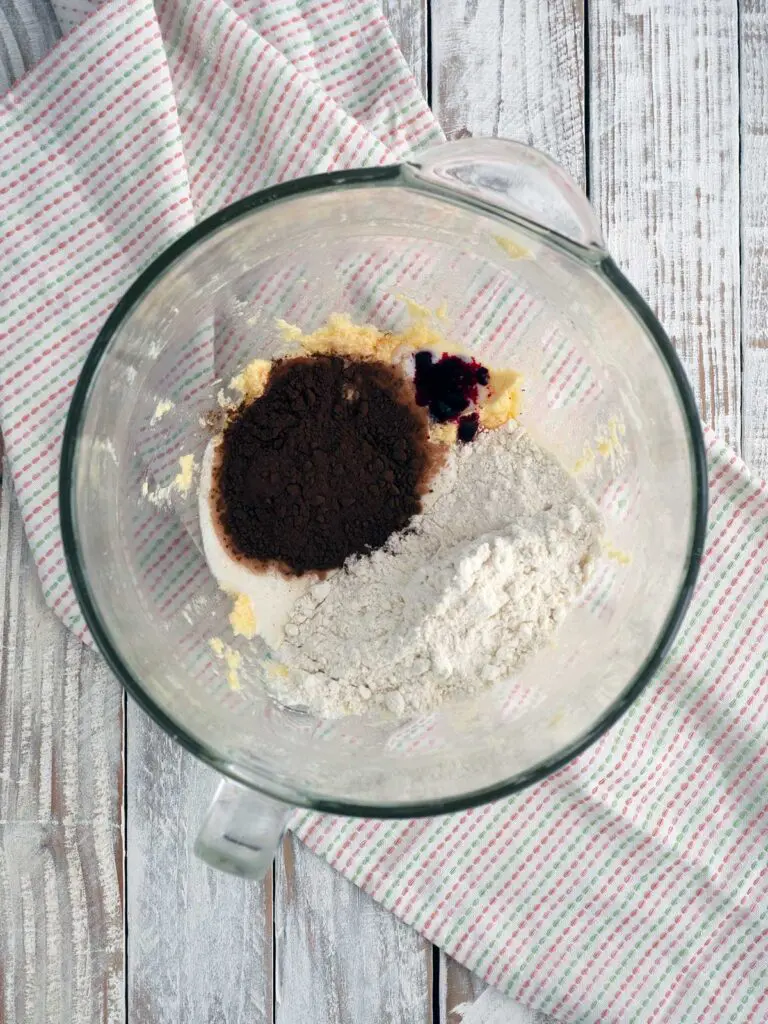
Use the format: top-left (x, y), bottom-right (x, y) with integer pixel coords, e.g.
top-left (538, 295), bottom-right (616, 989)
top-left (382, 0), bottom-right (428, 98)
top-left (740, 0), bottom-right (768, 476)
top-left (430, 0), bottom-right (585, 181)
top-left (126, 711), bottom-right (273, 1024)
top-left (275, 834), bottom-right (432, 1024)
top-left (440, 950), bottom-right (486, 1023)
top-left (440, 955), bottom-right (555, 1024)
top-left (0, 465), bottom-right (123, 1024)
top-left (590, 0), bottom-right (741, 450)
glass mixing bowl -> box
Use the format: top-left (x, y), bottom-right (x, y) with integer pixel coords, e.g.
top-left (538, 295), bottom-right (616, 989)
top-left (60, 140), bottom-right (707, 878)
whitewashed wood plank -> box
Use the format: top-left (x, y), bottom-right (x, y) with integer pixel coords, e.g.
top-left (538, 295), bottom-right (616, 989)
top-left (431, 0), bottom-right (585, 182)
top-left (430, 1), bottom-right (585, 1019)
top-left (275, 834), bottom-right (432, 1023)
top-left (591, 0), bottom-right (741, 449)
top-left (440, 951), bottom-right (486, 1023)
top-left (740, 0), bottom-right (768, 477)
top-left (126, 711), bottom-right (273, 1024)
top-left (441, 958), bottom-right (556, 1024)
top-left (382, 0), bottom-right (428, 98)
top-left (0, 465), bottom-right (123, 1024)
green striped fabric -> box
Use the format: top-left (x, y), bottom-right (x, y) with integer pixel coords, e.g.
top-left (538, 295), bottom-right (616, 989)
top-left (0, 1), bottom-right (766, 1020)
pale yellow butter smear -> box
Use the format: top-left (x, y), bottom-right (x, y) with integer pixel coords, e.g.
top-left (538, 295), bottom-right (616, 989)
top-left (429, 422), bottom-right (459, 445)
top-left (209, 636), bottom-right (242, 690)
top-left (151, 398), bottom-right (175, 423)
top-left (141, 452), bottom-right (197, 506)
top-left (229, 358), bottom-right (272, 402)
top-left (174, 453), bottom-right (196, 496)
top-left (493, 234), bottom-right (531, 261)
top-left (573, 418), bottom-right (626, 474)
top-left (479, 368), bottom-right (523, 429)
top-left (603, 540), bottom-right (632, 566)
top-left (229, 592), bottom-right (257, 639)
top-left (275, 310), bottom-right (457, 362)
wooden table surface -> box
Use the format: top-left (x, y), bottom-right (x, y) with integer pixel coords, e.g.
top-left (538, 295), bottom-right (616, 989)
top-left (1, 1), bottom-right (767, 1022)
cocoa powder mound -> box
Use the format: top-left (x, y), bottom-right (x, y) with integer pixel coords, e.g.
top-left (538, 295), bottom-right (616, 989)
top-left (213, 355), bottom-right (438, 575)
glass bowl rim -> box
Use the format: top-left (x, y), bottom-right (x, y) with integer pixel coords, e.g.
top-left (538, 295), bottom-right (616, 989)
top-left (59, 165), bottom-right (709, 818)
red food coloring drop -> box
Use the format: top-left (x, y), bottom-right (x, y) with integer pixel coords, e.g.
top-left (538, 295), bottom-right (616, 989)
top-left (457, 412), bottom-right (480, 443)
top-left (414, 351), bottom-right (490, 433)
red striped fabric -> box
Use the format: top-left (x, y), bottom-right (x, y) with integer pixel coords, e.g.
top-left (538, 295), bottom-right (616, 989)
top-left (1, 2), bottom-right (766, 1021)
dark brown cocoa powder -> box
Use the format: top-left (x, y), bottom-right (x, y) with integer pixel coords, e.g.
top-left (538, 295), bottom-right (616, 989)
top-left (212, 355), bottom-right (438, 575)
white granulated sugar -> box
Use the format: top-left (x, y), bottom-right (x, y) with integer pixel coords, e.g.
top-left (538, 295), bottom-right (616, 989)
top-left (275, 423), bottom-right (602, 718)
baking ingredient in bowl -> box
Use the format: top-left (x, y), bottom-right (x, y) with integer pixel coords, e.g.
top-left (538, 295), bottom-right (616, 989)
top-left (274, 423), bottom-right (602, 717)
top-left (276, 310), bottom-right (453, 360)
top-left (412, 351), bottom-right (522, 441)
top-left (142, 452), bottom-right (197, 505)
top-left (175, 453), bottom-right (197, 496)
top-left (209, 636), bottom-right (242, 690)
top-left (151, 398), bottom-right (175, 423)
top-left (212, 354), bottom-right (439, 575)
top-left (229, 358), bottom-right (271, 402)
top-left (573, 417), bottom-right (627, 474)
top-left (275, 312), bottom-right (523, 437)
top-left (199, 438), bottom-right (312, 646)
top-left (229, 592), bottom-right (257, 639)
top-left (188, 309), bottom-right (591, 714)
top-left (413, 350), bottom-right (490, 422)
top-left (478, 368), bottom-right (523, 430)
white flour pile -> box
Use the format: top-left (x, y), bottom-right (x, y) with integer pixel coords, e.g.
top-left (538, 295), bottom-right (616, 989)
top-left (274, 422), bottom-right (602, 717)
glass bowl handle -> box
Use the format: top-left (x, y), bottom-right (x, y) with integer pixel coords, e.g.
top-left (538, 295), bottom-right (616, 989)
top-left (194, 778), bottom-right (292, 880)
top-left (404, 138), bottom-right (606, 252)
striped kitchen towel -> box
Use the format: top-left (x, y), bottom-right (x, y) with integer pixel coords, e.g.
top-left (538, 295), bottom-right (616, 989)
top-left (0, 1), bottom-right (766, 1021)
